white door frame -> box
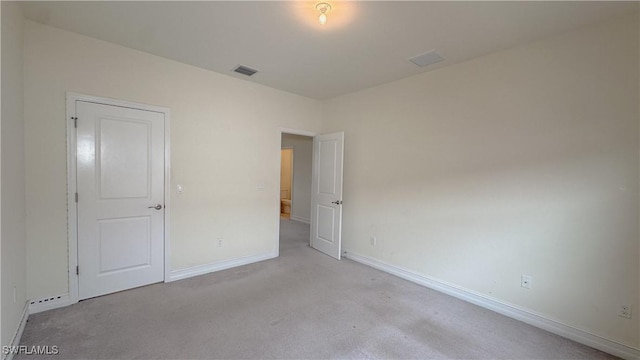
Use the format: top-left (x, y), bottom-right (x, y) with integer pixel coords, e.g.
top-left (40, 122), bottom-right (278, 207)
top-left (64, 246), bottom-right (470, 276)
top-left (66, 92), bottom-right (171, 304)
top-left (277, 128), bottom-right (317, 254)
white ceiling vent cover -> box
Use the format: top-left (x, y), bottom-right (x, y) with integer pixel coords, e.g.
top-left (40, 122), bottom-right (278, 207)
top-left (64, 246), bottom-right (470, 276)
top-left (409, 50), bottom-right (445, 67)
top-left (233, 65), bottom-right (258, 76)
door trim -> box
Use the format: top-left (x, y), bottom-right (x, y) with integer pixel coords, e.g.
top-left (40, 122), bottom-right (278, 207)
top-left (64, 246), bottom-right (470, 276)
top-left (66, 92), bottom-right (171, 304)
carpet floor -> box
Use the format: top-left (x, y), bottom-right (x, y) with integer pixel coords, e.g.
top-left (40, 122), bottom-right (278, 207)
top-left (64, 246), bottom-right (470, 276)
top-left (18, 220), bottom-right (617, 359)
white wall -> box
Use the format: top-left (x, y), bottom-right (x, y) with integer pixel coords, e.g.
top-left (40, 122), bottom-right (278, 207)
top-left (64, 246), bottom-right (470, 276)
top-left (324, 13), bottom-right (639, 348)
top-left (23, 20), bottom-right (323, 300)
top-left (281, 134), bottom-right (312, 223)
top-left (1, 0), bottom-right (27, 349)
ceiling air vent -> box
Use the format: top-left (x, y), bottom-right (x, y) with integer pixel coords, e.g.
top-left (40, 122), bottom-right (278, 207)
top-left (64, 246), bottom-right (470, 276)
top-left (408, 50), bottom-right (445, 68)
top-left (233, 65), bottom-right (258, 77)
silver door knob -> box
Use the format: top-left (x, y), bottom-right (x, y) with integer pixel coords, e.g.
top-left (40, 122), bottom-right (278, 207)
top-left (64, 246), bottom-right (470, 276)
top-left (148, 204), bottom-right (163, 210)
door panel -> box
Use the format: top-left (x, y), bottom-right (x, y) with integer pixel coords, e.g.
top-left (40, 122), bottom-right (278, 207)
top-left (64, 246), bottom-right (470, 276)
top-left (310, 132), bottom-right (344, 259)
top-left (316, 205), bottom-right (335, 242)
top-left (98, 217), bottom-right (151, 274)
top-left (99, 118), bottom-right (150, 199)
top-left (318, 141), bottom-right (337, 194)
top-left (76, 101), bottom-right (164, 300)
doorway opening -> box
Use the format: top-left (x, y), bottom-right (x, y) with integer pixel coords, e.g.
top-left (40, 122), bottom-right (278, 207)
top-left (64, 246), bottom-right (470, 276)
top-left (280, 134), bottom-right (313, 224)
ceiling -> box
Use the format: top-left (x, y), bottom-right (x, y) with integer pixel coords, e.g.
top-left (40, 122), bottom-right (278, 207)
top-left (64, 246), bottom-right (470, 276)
top-left (21, 1), bottom-right (638, 99)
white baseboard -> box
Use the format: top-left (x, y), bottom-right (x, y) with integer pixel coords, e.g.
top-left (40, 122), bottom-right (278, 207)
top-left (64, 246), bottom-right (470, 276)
top-left (3, 301), bottom-right (29, 360)
top-left (290, 215), bottom-right (310, 224)
top-left (344, 251), bottom-right (639, 360)
top-left (28, 294), bottom-right (72, 314)
top-left (168, 251), bottom-right (278, 282)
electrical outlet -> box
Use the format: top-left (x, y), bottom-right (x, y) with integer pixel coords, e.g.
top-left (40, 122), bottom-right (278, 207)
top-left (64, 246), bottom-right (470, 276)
top-left (521, 275), bottom-right (532, 289)
top-left (370, 236), bottom-right (377, 246)
top-left (619, 305), bottom-right (632, 319)
top-left (217, 237), bottom-right (223, 248)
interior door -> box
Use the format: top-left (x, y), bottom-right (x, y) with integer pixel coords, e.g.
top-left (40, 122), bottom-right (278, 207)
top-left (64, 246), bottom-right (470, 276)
top-left (76, 101), bottom-right (165, 300)
top-left (310, 132), bottom-right (344, 259)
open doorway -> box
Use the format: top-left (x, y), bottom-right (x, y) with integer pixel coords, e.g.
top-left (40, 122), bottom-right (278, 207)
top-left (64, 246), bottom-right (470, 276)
top-left (280, 133), bottom-right (313, 224)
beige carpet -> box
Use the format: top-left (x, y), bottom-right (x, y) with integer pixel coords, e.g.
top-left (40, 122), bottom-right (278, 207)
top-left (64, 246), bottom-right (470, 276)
top-left (18, 220), bottom-right (617, 359)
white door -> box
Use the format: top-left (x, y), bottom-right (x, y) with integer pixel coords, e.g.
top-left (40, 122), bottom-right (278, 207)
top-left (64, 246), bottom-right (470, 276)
top-left (76, 101), bottom-right (165, 300)
top-left (310, 132), bottom-right (344, 260)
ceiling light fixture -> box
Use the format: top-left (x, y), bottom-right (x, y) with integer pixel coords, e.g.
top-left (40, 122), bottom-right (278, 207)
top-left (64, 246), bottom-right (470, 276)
top-left (315, 2), bottom-right (332, 25)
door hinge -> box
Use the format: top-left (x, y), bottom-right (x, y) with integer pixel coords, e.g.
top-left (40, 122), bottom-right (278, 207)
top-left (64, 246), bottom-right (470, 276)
top-left (72, 116), bottom-right (78, 128)
top-left (76, 265), bottom-right (79, 275)
top-left (75, 193), bottom-right (78, 203)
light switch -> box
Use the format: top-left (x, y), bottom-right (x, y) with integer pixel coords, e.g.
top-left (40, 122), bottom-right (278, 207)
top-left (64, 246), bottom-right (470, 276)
top-left (177, 184), bottom-right (184, 194)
